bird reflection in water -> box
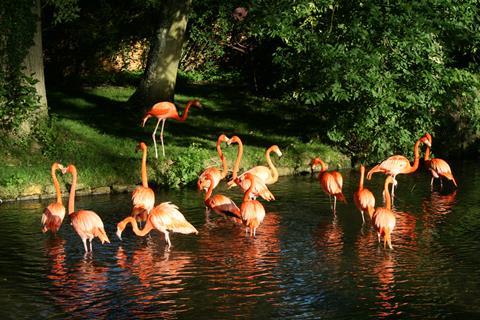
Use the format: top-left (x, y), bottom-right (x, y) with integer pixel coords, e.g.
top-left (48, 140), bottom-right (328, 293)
top-left (372, 253), bottom-right (400, 318)
top-left (45, 239), bottom-right (109, 317)
top-left (421, 190), bottom-right (457, 243)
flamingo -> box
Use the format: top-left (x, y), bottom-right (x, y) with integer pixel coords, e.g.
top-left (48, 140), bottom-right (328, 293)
top-left (62, 164), bottom-right (110, 253)
top-left (423, 133), bottom-right (457, 189)
top-left (142, 99), bottom-right (202, 158)
top-left (131, 142), bottom-right (155, 225)
top-left (202, 173), bottom-right (242, 224)
top-left (311, 157), bottom-right (346, 214)
top-left (370, 176), bottom-right (397, 249)
top-left (197, 134), bottom-right (229, 192)
top-left (353, 165), bottom-right (376, 224)
top-left (116, 202), bottom-right (198, 247)
top-left (240, 173), bottom-right (268, 237)
top-left (41, 162), bottom-right (66, 234)
top-left (367, 134), bottom-right (430, 199)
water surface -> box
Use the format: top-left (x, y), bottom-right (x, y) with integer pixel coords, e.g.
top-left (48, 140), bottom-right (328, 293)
top-left (1, 160), bottom-right (479, 319)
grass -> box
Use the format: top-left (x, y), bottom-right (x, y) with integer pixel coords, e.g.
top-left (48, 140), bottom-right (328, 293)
top-left (0, 82), bottom-right (350, 200)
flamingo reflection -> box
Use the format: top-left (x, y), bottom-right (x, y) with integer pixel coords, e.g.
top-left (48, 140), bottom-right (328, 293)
top-left (421, 191), bottom-right (457, 243)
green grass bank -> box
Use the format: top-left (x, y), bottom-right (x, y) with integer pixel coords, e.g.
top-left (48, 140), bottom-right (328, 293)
top-left (0, 84), bottom-right (350, 201)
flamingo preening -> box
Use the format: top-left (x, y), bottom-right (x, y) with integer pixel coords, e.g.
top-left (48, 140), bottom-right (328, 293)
top-left (142, 99), bottom-right (201, 158)
top-left (202, 173), bottom-right (242, 224)
top-left (197, 134), bottom-right (229, 192)
top-left (131, 142), bottom-right (155, 225)
top-left (311, 158), bottom-right (346, 214)
top-left (62, 164), bottom-right (110, 253)
top-left (353, 165), bottom-right (375, 224)
top-left (370, 176), bottom-right (397, 250)
top-left (367, 134), bottom-right (430, 199)
top-left (116, 202), bottom-right (198, 247)
top-left (423, 133), bottom-right (457, 189)
top-left (41, 162), bottom-right (66, 234)
top-left (239, 173), bottom-right (268, 237)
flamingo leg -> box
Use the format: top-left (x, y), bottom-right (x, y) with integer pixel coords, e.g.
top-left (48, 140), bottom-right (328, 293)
top-left (333, 196), bottom-right (337, 215)
top-left (360, 211), bottom-right (365, 224)
top-left (163, 231), bottom-right (172, 247)
top-left (152, 118), bottom-right (162, 159)
top-left (89, 238), bottom-right (93, 252)
top-left (82, 238), bottom-right (88, 253)
top-left (440, 178), bottom-right (443, 190)
top-left (253, 228), bottom-right (256, 237)
top-left (159, 118), bottom-right (166, 157)
top-left (430, 177), bottom-right (434, 190)
top-left (245, 227), bottom-right (249, 236)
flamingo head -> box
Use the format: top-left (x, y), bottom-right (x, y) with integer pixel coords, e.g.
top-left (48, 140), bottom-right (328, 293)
top-left (61, 164), bottom-right (76, 175)
top-left (135, 142), bottom-right (147, 153)
top-left (420, 134), bottom-right (431, 147)
top-left (116, 222), bottom-right (125, 240)
top-left (190, 99), bottom-right (202, 109)
top-left (141, 114), bottom-right (152, 127)
top-left (53, 162), bottom-right (64, 172)
top-left (309, 157), bottom-right (325, 174)
top-left (218, 134), bottom-right (229, 143)
top-left (227, 136), bottom-right (241, 146)
top-left (270, 145), bottom-right (283, 157)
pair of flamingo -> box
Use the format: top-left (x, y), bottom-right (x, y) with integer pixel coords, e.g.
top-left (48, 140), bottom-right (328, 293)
top-left (116, 142), bottom-right (198, 247)
top-left (42, 163), bottom-right (110, 253)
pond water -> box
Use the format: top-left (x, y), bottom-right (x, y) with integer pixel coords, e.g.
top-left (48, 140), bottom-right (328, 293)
top-left (1, 160), bottom-right (480, 319)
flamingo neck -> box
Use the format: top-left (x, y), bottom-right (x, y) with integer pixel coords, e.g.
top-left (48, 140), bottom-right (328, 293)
top-left (51, 165), bottom-right (62, 204)
top-left (216, 139), bottom-right (228, 179)
top-left (384, 179), bottom-right (392, 211)
top-left (175, 101), bottom-right (192, 122)
top-left (205, 178), bottom-right (214, 204)
top-left (358, 165), bottom-right (365, 191)
top-left (265, 147), bottom-right (279, 183)
top-left (141, 147), bottom-right (148, 188)
top-left (407, 139), bottom-right (421, 173)
top-left (68, 167), bottom-right (77, 214)
top-left (122, 216), bottom-right (153, 237)
top-left (231, 140), bottom-right (244, 181)
top-left (243, 176), bottom-right (255, 202)
top-left (424, 145), bottom-right (431, 162)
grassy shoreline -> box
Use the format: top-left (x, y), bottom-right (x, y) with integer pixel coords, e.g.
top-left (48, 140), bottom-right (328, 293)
top-left (0, 84), bottom-right (350, 201)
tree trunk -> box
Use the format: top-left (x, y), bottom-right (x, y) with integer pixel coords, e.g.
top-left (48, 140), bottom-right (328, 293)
top-left (129, 0), bottom-right (191, 111)
top-left (20, 0), bottom-right (48, 136)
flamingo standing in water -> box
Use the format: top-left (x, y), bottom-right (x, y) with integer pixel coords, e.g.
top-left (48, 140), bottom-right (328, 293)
top-left (197, 134), bottom-right (229, 192)
top-left (423, 133), bottom-right (457, 189)
top-left (41, 162), bottom-right (66, 234)
top-left (311, 158), bottom-right (346, 214)
top-left (226, 135), bottom-right (275, 201)
top-left (142, 99), bottom-right (202, 158)
top-left (240, 173), bottom-right (269, 237)
top-left (62, 164), bottom-right (110, 253)
top-left (202, 173), bottom-right (242, 224)
top-left (131, 142), bottom-right (155, 225)
top-left (370, 176), bottom-right (397, 249)
top-left (116, 202), bottom-right (198, 247)
top-left (367, 134), bottom-right (430, 199)
top-left (353, 165), bottom-right (376, 224)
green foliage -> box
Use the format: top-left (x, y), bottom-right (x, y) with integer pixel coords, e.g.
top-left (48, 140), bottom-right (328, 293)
top-left (156, 144), bottom-right (210, 189)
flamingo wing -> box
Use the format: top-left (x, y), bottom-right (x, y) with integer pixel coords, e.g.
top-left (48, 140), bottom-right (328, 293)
top-left (207, 194), bottom-right (242, 221)
top-left (148, 102), bottom-right (176, 117)
top-left (198, 167), bottom-right (222, 190)
top-left (150, 202), bottom-right (198, 234)
top-left (132, 186), bottom-right (155, 213)
top-left (378, 155), bottom-right (410, 175)
top-left (358, 189), bottom-right (375, 209)
top-left (430, 158), bottom-right (452, 175)
top-left (244, 166), bottom-right (271, 183)
top-left (241, 200), bottom-right (266, 227)
top-left (42, 203), bottom-right (66, 233)
top-left (72, 210), bottom-right (110, 243)
top-left (373, 208), bottom-right (396, 235)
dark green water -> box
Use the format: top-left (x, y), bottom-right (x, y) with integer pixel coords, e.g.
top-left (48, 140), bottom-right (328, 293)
top-left (1, 160), bottom-right (479, 319)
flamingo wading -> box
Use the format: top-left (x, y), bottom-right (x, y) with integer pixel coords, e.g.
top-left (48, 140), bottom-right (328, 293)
top-left (353, 165), bottom-right (376, 224)
top-left (312, 158), bottom-right (346, 214)
top-left (41, 162), bottom-right (66, 234)
top-left (423, 133), bottom-right (457, 189)
top-left (131, 142), bottom-right (155, 225)
top-left (197, 134), bottom-right (229, 192)
top-left (370, 176), bottom-right (397, 250)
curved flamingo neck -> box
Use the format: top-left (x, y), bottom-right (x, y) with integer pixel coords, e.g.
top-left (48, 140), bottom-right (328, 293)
top-left (174, 101), bottom-right (193, 122)
top-left (141, 147), bottom-right (148, 188)
top-left (424, 145), bottom-right (431, 162)
top-left (315, 159), bottom-right (328, 179)
top-left (51, 164), bottom-right (62, 204)
top-left (68, 167), bottom-right (77, 215)
top-left (216, 139), bottom-right (228, 179)
top-left (407, 139), bottom-right (422, 173)
top-left (122, 216), bottom-right (153, 237)
top-left (265, 147), bottom-right (279, 183)
top-left (384, 179), bottom-right (392, 210)
top-left (231, 139), bottom-right (244, 181)
top-left (243, 176), bottom-right (255, 202)
top-left (358, 165), bottom-right (365, 191)
top-left (204, 177), bottom-right (214, 203)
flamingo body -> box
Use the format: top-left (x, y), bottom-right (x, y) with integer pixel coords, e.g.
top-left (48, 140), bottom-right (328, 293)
top-left (202, 173), bottom-right (241, 223)
top-left (41, 162), bottom-right (66, 235)
top-left (312, 158), bottom-right (346, 213)
top-left (71, 210), bottom-right (110, 252)
top-left (198, 135), bottom-right (229, 191)
top-left (372, 176), bottom-right (397, 249)
top-left (423, 133), bottom-right (457, 188)
top-left (353, 165), bottom-right (375, 223)
top-left (240, 173), bottom-right (268, 236)
top-left (131, 142), bottom-right (155, 224)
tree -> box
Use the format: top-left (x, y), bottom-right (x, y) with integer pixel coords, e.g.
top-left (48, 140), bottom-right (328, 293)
top-left (129, 0), bottom-right (192, 109)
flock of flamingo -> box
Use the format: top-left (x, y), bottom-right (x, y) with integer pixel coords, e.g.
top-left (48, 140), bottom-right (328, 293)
top-left (40, 99), bottom-right (458, 252)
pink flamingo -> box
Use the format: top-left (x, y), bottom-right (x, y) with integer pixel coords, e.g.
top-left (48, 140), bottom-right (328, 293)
top-left (311, 157), bottom-right (346, 214)
top-left (197, 134), bottom-right (229, 192)
top-left (240, 173), bottom-right (269, 237)
top-left (353, 165), bottom-right (375, 223)
top-left (62, 164), bottom-right (110, 253)
top-left (423, 133), bottom-right (457, 189)
top-left (131, 142), bottom-right (155, 224)
top-left (371, 176), bottom-right (397, 249)
top-left (41, 162), bottom-right (66, 234)
top-left (142, 99), bottom-right (201, 158)
top-left (202, 173), bottom-right (242, 224)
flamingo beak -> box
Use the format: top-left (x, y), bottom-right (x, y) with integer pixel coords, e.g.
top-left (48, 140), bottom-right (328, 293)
top-left (116, 228), bottom-right (122, 240)
top-left (141, 115), bottom-right (150, 127)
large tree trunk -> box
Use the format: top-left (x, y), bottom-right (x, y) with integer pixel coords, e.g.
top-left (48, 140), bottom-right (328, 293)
top-left (129, 0), bottom-right (191, 110)
top-left (19, 0), bottom-right (48, 136)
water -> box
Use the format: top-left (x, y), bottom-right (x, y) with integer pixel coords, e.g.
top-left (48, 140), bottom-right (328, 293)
top-left (1, 160), bottom-right (480, 319)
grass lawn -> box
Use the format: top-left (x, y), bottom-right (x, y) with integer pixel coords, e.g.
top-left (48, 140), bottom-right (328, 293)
top-left (0, 82), bottom-right (349, 200)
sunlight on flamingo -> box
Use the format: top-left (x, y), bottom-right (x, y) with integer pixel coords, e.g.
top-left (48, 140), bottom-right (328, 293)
top-left (142, 99), bottom-right (201, 158)
top-left (202, 173), bottom-right (242, 225)
top-left (41, 162), bottom-right (66, 235)
top-left (62, 164), bottom-right (110, 253)
top-left (131, 142), bottom-right (155, 225)
top-left (240, 173), bottom-right (269, 237)
top-left (369, 176), bottom-right (397, 250)
top-left (311, 157), bottom-right (346, 214)
top-left (116, 202), bottom-right (198, 248)
top-left (423, 133), bottom-right (457, 190)
top-left (197, 134), bottom-right (229, 192)
top-left (353, 164), bottom-right (376, 224)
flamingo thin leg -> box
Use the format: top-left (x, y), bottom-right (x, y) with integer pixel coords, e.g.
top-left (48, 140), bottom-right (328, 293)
top-left (152, 118), bottom-right (162, 159)
top-left (159, 119), bottom-right (166, 157)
